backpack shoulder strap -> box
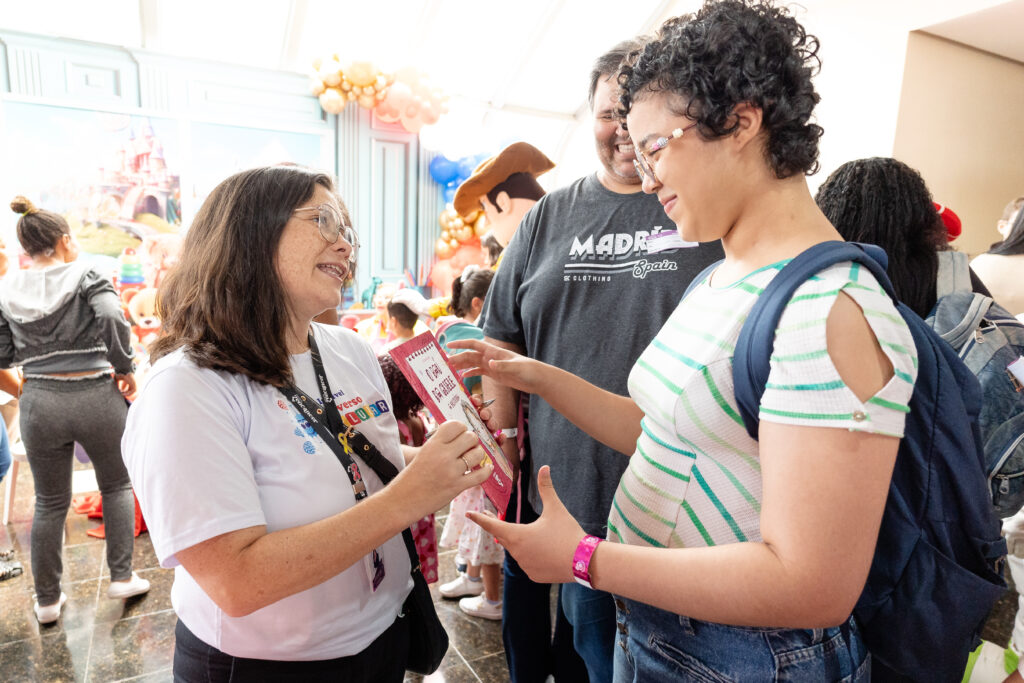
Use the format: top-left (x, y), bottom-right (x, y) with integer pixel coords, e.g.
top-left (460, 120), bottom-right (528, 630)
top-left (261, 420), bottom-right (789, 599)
top-left (935, 250), bottom-right (972, 299)
top-left (682, 260), bottom-right (723, 300)
top-left (732, 241), bottom-right (897, 440)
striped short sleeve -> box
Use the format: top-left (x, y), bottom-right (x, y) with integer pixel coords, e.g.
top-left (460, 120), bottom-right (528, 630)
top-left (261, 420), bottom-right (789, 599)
top-left (759, 262), bottom-right (918, 438)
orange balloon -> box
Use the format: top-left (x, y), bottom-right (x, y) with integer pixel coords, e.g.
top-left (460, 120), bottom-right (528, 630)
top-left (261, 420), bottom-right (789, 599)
top-left (454, 225), bottom-right (473, 243)
top-left (450, 239), bottom-right (486, 270)
top-left (347, 61), bottom-right (377, 87)
top-left (474, 214), bottom-right (487, 236)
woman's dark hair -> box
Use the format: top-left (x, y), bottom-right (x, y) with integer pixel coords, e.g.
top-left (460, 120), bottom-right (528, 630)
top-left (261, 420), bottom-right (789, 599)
top-left (481, 232), bottom-right (504, 266)
top-left (10, 196), bottom-right (71, 256)
top-left (989, 203), bottom-right (1024, 256)
top-left (815, 157), bottom-right (947, 318)
top-left (378, 353), bottom-right (423, 420)
top-left (450, 267), bottom-right (494, 319)
top-left (618, 0), bottom-right (823, 179)
top-left (150, 165), bottom-right (340, 386)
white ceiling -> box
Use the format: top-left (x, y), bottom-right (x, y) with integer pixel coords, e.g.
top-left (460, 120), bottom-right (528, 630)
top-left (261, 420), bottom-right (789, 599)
top-left (2, 0), bottom-right (1020, 114)
top-left (0, 0), bottom-right (1019, 167)
top-left (921, 0), bottom-right (1024, 64)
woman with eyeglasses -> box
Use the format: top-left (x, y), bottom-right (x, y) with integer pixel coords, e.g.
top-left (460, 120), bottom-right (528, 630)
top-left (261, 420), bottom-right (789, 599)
top-left (122, 165), bottom-right (492, 682)
top-left (449, 1), bottom-right (915, 679)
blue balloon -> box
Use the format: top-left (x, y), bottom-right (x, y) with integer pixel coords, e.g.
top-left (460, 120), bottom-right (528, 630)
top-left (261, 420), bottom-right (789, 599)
top-left (443, 187), bottom-right (457, 203)
top-left (429, 156), bottom-right (459, 185)
top-left (446, 179), bottom-right (460, 190)
top-left (457, 156), bottom-right (477, 180)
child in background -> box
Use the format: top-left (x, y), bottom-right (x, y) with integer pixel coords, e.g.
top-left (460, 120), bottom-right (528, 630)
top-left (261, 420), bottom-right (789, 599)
top-left (436, 268), bottom-right (503, 619)
top-left (383, 301), bottom-right (417, 352)
top-left (377, 353), bottom-right (437, 583)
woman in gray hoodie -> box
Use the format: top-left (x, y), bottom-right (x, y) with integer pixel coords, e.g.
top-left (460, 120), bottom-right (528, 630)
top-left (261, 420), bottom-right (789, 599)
top-left (2, 196), bottom-right (149, 624)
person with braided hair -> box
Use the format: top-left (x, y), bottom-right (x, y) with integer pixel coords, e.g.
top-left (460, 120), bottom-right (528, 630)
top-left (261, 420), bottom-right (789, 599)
top-left (2, 196), bottom-right (148, 624)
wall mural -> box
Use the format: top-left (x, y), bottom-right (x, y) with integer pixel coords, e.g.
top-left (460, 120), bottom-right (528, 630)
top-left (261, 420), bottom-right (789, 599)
top-left (0, 101), bottom-right (181, 272)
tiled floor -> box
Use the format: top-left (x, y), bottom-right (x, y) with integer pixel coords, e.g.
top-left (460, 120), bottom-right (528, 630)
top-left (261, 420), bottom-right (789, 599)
top-left (2, 459), bottom-right (1020, 682)
top-left (0, 461), bottom-right (509, 682)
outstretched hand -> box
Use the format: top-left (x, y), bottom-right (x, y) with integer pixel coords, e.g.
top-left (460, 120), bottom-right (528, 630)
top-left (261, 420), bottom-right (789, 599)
top-left (467, 466), bottom-right (585, 584)
top-left (446, 338), bottom-right (547, 396)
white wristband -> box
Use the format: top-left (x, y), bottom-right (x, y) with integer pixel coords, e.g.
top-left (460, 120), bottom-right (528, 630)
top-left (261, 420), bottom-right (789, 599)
top-left (496, 428), bottom-right (518, 439)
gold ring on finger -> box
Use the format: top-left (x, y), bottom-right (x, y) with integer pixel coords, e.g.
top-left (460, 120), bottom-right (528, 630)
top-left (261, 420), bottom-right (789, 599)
top-left (459, 455), bottom-right (472, 475)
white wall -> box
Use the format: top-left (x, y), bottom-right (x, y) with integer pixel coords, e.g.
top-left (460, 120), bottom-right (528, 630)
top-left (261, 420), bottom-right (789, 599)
top-left (550, 0), bottom-right (1013, 192)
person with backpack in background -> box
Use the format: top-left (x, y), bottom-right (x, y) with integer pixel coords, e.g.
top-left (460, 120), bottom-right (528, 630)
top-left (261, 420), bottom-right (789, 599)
top-left (817, 160), bottom-right (1024, 680)
top-left (972, 197), bottom-right (1024, 317)
top-left (446, 1), bottom-right (935, 679)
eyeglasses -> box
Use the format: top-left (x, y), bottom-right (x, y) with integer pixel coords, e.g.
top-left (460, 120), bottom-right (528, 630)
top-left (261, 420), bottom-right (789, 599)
top-left (294, 204), bottom-right (359, 261)
top-left (632, 122), bottom-right (699, 184)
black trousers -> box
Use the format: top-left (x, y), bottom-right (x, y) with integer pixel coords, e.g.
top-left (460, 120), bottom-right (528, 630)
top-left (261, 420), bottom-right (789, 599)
top-left (173, 614), bottom-right (410, 682)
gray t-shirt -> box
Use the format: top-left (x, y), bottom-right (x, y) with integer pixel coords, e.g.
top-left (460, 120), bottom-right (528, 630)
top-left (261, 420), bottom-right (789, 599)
top-left (480, 173), bottom-right (725, 536)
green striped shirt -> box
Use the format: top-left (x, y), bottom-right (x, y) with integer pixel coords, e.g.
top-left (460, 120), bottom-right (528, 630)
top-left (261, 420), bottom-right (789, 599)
top-left (608, 261), bottom-right (917, 549)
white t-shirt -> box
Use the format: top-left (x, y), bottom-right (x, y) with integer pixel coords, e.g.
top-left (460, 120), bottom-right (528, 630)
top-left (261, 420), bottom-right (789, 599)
top-left (122, 324), bottom-right (412, 660)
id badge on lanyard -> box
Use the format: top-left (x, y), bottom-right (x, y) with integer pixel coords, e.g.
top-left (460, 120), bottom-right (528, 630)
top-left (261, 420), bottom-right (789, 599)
top-left (284, 331), bottom-right (387, 593)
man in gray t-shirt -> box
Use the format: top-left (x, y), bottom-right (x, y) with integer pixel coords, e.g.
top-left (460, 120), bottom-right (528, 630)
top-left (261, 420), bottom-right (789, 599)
top-left (479, 40), bottom-right (724, 683)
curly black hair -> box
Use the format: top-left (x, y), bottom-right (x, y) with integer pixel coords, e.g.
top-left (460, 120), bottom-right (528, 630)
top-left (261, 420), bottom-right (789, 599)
top-left (378, 353), bottom-right (423, 420)
top-left (815, 157), bottom-right (947, 318)
top-left (618, 0), bottom-right (823, 179)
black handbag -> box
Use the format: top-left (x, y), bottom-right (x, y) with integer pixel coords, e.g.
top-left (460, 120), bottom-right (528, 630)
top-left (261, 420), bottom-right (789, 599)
top-left (279, 331), bottom-right (449, 674)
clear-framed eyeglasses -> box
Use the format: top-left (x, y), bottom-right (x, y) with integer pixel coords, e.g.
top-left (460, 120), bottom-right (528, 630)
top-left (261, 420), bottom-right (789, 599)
top-left (294, 203), bottom-right (359, 261)
top-left (632, 122), bottom-right (699, 184)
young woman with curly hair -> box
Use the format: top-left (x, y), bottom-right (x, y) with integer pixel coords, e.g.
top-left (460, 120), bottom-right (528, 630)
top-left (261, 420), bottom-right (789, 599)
top-left (449, 1), bottom-right (913, 679)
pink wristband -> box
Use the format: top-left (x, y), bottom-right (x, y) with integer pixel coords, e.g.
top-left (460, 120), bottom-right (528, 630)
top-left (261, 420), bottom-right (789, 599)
top-left (572, 535), bottom-right (603, 588)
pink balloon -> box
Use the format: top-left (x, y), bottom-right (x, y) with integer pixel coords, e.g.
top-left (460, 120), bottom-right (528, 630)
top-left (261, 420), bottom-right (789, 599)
top-left (420, 102), bottom-right (440, 125)
top-left (429, 259), bottom-right (457, 297)
top-left (375, 105), bottom-right (400, 123)
top-left (450, 240), bottom-right (486, 270)
top-left (386, 81), bottom-right (412, 110)
top-left (400, 113), bottom-right (424, 134)
top-left (404, 101), bottom-right (421, 119)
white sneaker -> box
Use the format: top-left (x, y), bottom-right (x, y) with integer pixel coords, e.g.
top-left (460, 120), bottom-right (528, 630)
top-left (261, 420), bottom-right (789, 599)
top-left (459, 594), bottom-right (502, 620)
top-left (439, 573), bottom-right (484, 599)
top-left (34, 592), bottom-right (67, 624)
top-left (107, 572), bottom-right (150, 599)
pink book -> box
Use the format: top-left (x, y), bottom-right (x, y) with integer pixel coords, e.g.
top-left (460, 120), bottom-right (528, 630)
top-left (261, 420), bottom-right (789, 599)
top-left (389, 332), bottom-right (514, 516)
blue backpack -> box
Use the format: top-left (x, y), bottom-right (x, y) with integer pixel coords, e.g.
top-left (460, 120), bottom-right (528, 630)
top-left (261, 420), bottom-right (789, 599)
top-left (687, 241), bottom-right (1006, 681)
top-left (927, 251), bottom-right (1024, 517)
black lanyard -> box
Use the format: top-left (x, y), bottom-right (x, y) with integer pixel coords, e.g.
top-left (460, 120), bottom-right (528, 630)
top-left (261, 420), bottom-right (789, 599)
top-left (278, 330), bottom-right (398, 499)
